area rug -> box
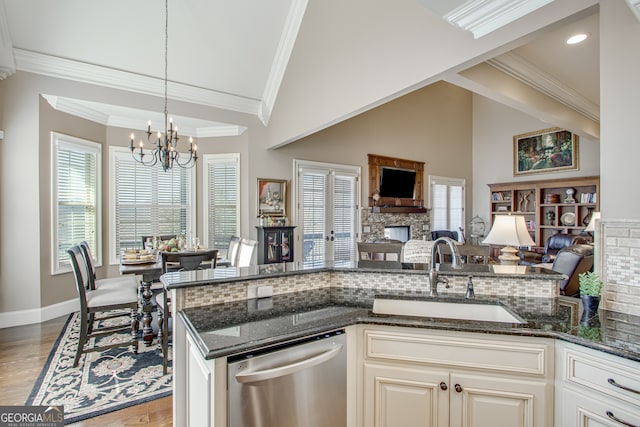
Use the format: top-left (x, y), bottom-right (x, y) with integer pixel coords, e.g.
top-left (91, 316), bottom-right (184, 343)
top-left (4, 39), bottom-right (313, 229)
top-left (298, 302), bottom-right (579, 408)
top-left (26, 312), bottom-right (172, 424)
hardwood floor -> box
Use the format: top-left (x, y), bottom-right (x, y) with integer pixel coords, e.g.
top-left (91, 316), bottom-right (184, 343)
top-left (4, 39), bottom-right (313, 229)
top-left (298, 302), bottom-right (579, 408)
top-left (0, 315), bottom-right (173, 426)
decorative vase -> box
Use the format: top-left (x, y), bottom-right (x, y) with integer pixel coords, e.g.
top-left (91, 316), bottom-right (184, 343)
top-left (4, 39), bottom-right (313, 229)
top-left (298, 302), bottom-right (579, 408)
top-left (580, 295), bottom-right (601, 327)
top-left (582, 208), bottom-right (594, 227)
top-left (545, 211), bottom-right (556, 226)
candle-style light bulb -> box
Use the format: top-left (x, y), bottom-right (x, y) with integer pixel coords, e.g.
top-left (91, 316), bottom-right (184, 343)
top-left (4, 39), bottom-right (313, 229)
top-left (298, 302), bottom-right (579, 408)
top-left (130, 133), bottom-right (135, 149)
top-left (147, 120), bottom-right (151, 133)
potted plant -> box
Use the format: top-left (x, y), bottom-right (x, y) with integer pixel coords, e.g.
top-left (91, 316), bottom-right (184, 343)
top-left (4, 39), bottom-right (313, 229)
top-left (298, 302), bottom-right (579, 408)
top-left (579, 271), bottom-right (603, 326)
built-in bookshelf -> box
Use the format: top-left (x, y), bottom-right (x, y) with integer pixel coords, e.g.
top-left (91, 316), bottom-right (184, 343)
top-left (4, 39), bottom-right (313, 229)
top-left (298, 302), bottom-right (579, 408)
top-left (488, 176), bottom-right (599, 248)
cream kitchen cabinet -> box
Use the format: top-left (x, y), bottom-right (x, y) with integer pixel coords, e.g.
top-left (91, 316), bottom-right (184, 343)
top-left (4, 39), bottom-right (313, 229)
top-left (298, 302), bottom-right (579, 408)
top-left (556, 341), bottom-right (640, 427)
top-left (360, 326), bottom-right (554, 427)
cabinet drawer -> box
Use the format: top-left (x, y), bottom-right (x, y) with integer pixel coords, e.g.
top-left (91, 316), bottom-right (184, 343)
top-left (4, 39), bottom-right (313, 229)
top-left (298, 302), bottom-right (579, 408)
top-left (562, 387), bottom-right (640, 427)
top-left (561, 344), bottom-right (640, 407)
top-left (364, 328), bottom-right (551, 376)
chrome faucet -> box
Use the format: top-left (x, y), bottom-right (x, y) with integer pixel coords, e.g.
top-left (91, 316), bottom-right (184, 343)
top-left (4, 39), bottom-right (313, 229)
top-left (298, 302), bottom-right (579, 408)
top-left (429, 237), bottom-right (462, 297)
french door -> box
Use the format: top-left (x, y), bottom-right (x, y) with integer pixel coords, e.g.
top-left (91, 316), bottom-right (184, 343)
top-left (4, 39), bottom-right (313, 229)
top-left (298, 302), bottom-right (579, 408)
top-left (294, 160), bottom-right (360, 263)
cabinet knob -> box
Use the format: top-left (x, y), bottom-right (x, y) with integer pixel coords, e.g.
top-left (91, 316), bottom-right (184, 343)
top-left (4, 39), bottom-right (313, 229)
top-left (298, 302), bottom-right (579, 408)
top-left (439, 382), bottom-right (447, 391)
top-left (454, 384), bottom-right (463, 393)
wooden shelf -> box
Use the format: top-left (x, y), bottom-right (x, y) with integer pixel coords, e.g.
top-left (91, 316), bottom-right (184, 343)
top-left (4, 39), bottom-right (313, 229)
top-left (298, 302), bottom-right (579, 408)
top-left (488, 176), bottom-right (599, 247)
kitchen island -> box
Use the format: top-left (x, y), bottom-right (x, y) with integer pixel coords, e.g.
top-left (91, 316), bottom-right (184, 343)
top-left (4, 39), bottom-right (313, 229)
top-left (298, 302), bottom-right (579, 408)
top-left (162, 262), bottom-right (640, 427)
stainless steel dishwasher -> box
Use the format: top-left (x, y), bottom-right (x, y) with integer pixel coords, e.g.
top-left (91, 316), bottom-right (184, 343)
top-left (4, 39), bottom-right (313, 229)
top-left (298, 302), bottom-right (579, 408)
top-left (227, 329), bottom-right (347, 427)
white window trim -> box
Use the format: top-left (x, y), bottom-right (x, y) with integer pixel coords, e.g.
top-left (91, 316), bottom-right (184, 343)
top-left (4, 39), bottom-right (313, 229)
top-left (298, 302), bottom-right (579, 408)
top-left (108, 146), bottom-right (196, 265)
top-left (50, 132), bottom-right (102, 275)
top-left (428, 174), bottom-right (466, 237)
top-left (293, 159), bottom-right (361, 262)
top-left (202, 153), bottom-right (240, 248)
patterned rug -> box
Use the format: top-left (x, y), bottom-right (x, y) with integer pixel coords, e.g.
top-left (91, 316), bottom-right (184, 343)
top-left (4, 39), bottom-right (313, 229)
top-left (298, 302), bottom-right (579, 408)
top-left (26, 312), bottom-right (172, 424)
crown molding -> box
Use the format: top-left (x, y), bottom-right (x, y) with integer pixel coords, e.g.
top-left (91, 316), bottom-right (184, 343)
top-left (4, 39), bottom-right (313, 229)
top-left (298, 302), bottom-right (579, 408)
top-left (488, 52), bottom-right (599, 122)
top-left (627, 0), bottom-right (640, 22)
top-left (445, 0), bottom-right (553, 39)
top-left (260, 0), bottom-right (308, 126)
top-left (42, 94), bottom-right (247, 138)
top-left (16, 49), bottom-right (262, 117)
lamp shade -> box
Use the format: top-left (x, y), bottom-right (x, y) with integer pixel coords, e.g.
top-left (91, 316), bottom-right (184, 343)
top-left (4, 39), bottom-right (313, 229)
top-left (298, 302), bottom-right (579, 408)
top-left (483, 215), bottom-right (535, 247)
top-left (584, 212), bottom-right (601, 232)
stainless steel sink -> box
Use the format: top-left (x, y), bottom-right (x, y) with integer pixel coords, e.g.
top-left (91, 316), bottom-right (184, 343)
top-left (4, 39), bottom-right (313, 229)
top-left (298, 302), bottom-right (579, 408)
top-left (372, 298), bottom-right (525, 324)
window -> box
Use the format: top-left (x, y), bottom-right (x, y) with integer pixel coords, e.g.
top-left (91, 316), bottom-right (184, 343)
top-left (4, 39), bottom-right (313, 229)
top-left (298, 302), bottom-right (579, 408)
top-left (295, 160), bottom-right (360, 264)
top-left (202, 154), bottom-right (240, 254)
top-left (429, 175), bottom-right (465, 240)
top-left (51, 133), bottom-right (101, 274)
top-left (109, 147), bottom-right (195, 264)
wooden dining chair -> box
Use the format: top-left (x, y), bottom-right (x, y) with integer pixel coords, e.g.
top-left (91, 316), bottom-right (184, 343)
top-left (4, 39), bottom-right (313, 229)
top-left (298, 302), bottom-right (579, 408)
top-left (401, 239), bottom-right (435, 264)
top-left (68, 245), bottom-right (139, 368)
top-left (79, 241), bottom-right (138, 291)
top-left (357, 242), bottom-right (403, 269)
top-left (156, 249), bottom-right (218, 374)
top-left (160, 249), bottom-right (218, 273)
top-left (438, 244), bottom-right (490, 264)
top-left (214, 236), bottom-right (242, 267)
top-left (235, 238), bottom-right (257, 267)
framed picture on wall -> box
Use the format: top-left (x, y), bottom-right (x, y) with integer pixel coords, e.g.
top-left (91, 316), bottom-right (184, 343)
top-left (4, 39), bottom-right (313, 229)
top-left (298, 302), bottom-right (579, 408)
top-left (257, 178), bottom-right (286, 217)
top-left (514, 127), bottom-right (579, 175)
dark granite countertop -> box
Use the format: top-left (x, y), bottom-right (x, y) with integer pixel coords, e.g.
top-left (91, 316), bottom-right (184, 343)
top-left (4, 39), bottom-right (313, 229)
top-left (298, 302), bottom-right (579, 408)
top-left (179, 287), bottom-right (640, 363)
top-left (162, 260), bottom-right (564, 289)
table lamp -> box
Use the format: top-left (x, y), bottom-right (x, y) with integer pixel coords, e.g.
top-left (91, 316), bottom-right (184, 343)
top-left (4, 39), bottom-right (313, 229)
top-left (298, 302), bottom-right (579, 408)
top-left (483, 214), bottom-right (535, 264)
top-left (584, 211), bottom-right (601, 235)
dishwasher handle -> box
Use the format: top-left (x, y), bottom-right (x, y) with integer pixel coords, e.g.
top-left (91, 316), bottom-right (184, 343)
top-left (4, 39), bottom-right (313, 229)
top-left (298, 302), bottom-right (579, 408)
top-left (234, 344), bottom-right (343, 384)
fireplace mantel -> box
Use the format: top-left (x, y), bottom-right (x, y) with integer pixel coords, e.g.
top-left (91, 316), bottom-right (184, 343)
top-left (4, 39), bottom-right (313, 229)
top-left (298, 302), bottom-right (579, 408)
top-left (372, 206), bottom-right (427, 214)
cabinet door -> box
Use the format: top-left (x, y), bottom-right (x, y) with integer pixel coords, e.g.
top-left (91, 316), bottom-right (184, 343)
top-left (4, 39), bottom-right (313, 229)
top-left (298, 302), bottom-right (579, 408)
top-left (264, 229), bottom-right (280, 263)
top-left (562, 388), bottom-right (640, 427)
top-left (363, 362), bottom-right (449, 427)
top-left (186, 334), bottom-right (212, 427)
top-left (279, 228), bottom-right (293, 262)
top-left (449, 372), bottom-right (552, 427)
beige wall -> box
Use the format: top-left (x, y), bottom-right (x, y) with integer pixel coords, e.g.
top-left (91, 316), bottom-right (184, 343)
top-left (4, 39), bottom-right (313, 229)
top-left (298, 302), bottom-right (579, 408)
top-left (0, 72), bottom-right (41, 316)
top-left (472, 93), bottom-right (601, 227)
top-left (39, 98), bottom-right (107, 307)
top-left (278, 81), bottom-right (473, 208)
top-left (600, 1), bottom-right (640, 220)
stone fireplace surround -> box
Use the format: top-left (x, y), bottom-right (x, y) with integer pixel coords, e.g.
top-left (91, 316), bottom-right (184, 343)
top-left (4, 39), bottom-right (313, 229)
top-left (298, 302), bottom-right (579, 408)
top-left (360, 208), bottom-right (430, 242)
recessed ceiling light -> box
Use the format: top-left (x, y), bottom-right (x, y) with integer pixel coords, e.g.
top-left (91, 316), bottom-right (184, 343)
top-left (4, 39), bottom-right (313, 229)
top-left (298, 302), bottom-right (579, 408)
top-left (566, 33), bottom-right (589, 45)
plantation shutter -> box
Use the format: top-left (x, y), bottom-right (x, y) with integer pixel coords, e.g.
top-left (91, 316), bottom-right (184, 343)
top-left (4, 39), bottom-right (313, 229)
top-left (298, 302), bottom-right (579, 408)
top-left (296, 160), bottom-right (360, 264)
top-left (333, 173), bottom-right (358, 262)
top-left (203, 154), bottom-right (240, 253)
top-left (112, 149), bottom-right (193, 261)
top-left (53, 134), bottom-right (101, 273)
top-left (301, 171), bottom-right (328, 263)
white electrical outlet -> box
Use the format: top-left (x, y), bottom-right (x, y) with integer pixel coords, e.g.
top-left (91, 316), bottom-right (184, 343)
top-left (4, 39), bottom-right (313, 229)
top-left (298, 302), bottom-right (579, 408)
top-left (247, 284), bottom-right (274, 299)
top-left (257, 285), bottom-right (273, 298)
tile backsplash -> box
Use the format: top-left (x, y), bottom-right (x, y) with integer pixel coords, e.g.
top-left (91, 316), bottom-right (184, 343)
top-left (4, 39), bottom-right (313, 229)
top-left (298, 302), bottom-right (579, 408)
top-left (597, 219), bottom-right (640, 315)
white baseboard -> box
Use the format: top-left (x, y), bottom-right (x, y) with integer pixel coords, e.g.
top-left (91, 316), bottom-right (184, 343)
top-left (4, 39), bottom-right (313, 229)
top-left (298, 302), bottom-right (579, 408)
top-left (0, 298), bottom-right (78, 329)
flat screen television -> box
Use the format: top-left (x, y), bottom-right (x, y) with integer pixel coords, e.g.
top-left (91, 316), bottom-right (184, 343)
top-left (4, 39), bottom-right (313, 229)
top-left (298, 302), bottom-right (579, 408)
top-left (379, 167), bottom-right (416, 199)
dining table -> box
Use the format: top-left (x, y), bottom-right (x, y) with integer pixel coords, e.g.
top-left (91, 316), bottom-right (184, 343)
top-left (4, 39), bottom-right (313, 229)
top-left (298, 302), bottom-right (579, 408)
top-left (119, 254), bottom-right (163, 346)
top-left (119, 249), bottom-right (230, 345)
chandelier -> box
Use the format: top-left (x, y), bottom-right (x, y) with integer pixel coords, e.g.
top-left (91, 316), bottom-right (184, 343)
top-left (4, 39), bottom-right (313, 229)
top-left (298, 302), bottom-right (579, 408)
top-left (129, 0), bottom-right (197, 171)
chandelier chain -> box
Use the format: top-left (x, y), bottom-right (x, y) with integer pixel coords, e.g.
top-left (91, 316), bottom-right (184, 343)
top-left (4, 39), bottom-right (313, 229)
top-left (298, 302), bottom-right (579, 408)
top-left (128, 0), bottom-right (197, 171)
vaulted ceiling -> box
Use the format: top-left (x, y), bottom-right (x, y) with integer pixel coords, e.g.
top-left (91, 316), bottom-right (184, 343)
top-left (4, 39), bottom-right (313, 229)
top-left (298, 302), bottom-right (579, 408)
top-left (0, 0), bottom-right (628, 142)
